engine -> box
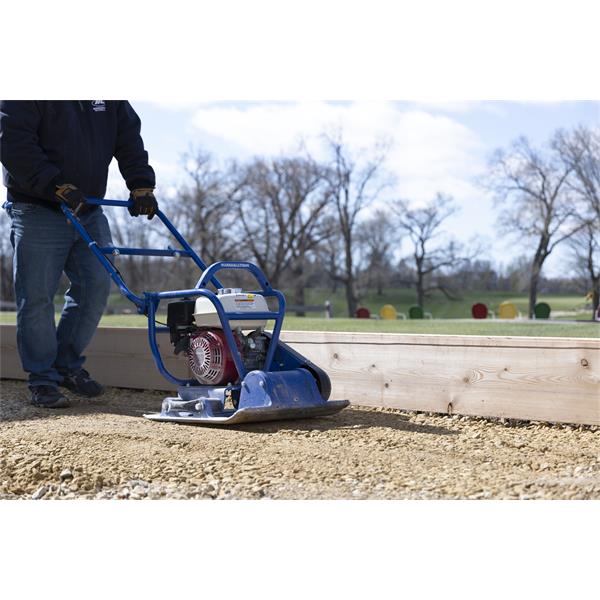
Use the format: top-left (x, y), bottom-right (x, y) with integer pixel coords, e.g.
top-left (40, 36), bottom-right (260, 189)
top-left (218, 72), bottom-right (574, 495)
top-left (187, 329), bottom-right (239, 385)
top-left (166, 290), bottom-right (270, 386)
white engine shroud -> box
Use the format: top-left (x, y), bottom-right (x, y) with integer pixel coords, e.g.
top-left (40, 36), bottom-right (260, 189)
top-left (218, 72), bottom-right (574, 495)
top-left (194, 288), bottom-right (269, 329)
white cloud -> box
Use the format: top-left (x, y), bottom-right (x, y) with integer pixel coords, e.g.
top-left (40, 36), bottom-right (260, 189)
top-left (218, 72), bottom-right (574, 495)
top-left (386, 109), bottom-right (485, 200)
top-left (147, 101), bottom-right (206, 111)
top-left (191, 101), bottom-right (345, 158)
top-left (189, 101), bottom-right (487, 198)
top-left (189, 101), bottom-right (494, 250)
top-left (412, 101), bottom-right (508, 116)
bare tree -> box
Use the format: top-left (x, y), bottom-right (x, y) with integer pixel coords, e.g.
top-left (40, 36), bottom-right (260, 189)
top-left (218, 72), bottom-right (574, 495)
top-left (569, 222), bottom-right (600, 317)
top-left (324, 131), bottom-right (388, 316)
top-left (356, 209), bottom-right (399, 296)
top-left (503, 255), bottom-right (534, 294)
top-left (486, 136), bottom-right (583, 317)
top-left (553, 126), bottom-right (600, 316)
top-left (316, 214), bottom-right (344, 295)
top-left (231, 156), bottom-right (333, 306)
top-left (164, 151), bottom-right (240, 289)
top-left (87, 152), bottom-right (239, 301)
top-left (451, 258), bottom-right (498, 292)
top-left (393, 194), bottom-right (464, 308)
top-left (553, 126), bottom-right (600, 223)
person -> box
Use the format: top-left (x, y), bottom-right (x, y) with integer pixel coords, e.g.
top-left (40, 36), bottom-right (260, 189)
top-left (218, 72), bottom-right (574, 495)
top-left (0, 100), bottom-right (158, 409)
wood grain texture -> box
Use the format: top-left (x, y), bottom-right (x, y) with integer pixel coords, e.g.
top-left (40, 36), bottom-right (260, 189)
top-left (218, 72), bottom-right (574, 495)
top-left (281, 331), bottom-right (599, 425)
top-left (1, 325), bottom-right (598, 424)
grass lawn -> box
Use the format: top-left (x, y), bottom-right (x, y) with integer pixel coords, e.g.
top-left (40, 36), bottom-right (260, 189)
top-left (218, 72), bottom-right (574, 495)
top-left (101, 288), bottom-right (594, 320)
top-left (302, 288), bottom-right (592, 319)
top-left (0, 311), bottom-right (597, 338)
top-left (281, 317), bottom-right (599, 338)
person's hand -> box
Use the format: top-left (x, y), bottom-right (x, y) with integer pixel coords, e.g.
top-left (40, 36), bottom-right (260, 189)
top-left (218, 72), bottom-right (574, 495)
top-left (129, 188), bottom-right (158, 220)
top-left (55, 184), bottom-right (88, 215)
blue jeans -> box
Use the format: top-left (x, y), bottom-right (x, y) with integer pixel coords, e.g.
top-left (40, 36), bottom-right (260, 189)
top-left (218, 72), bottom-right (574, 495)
top-left (6, 199), bottom-right (112, 387)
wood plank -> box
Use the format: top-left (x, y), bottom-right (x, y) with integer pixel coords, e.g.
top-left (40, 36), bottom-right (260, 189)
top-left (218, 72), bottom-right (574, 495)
top-left (281, 330), bottom-right (600, 349)
top-left (1, 325), bottom-right (598, 424)
top-left (282, 332), bottom-right (599, 425)
top-left (0, 325), bottom-right (188, 391)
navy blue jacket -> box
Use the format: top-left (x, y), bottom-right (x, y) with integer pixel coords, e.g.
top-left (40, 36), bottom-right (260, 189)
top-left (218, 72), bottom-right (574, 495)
top-left (0, 100), bottom-right (155, 209)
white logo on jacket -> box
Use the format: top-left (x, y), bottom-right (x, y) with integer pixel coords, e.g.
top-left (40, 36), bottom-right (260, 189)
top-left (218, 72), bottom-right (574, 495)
top-left (91, 100), bottom-right (106, 112)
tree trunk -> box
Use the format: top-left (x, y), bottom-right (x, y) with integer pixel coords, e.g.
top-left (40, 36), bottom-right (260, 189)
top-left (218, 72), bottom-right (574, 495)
top-left (292, 264), bottom-right (306, 317)
top-left (344, 236), bottom-right (358, 316)
top-left (345, 276), bottom-right (358, 317)
top-left (528, 261), bottom-right (542, 318)
top-left (529, 237), bottom-right (549, 318)
top-left (585, 229), bottom-right (599, 319)
top-left (416, 270), bottom-right (425, 309)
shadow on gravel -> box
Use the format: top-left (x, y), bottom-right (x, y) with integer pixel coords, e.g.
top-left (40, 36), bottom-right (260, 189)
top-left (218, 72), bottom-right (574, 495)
top-left (0, 381), bottom-right (161, 424)
top-left (1, 382), bottom-right (455, 437)
top-left (226, 408), bottom-right (457, 436)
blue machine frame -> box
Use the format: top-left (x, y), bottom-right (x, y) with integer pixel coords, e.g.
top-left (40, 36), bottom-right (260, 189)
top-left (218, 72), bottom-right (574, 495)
top-left (61, 198), bottom-right (286, 387)
top-left (55, 197), bottom-right (348, 424)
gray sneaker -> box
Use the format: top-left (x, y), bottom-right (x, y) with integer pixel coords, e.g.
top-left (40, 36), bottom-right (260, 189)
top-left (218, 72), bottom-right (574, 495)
top-left (30, 385), bottom-right (71, 409)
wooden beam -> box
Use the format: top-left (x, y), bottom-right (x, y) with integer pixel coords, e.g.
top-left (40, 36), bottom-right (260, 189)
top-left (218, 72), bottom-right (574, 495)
top-left (1, 325), bottom-right (598, 425)
top-left (281, 331), bottom-right (600, 425)
top-left (0, 325), bottom-right (188, 392)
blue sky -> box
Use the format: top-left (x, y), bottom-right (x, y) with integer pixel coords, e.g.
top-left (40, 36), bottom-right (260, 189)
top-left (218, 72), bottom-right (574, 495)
top-left (105, 100), bottom-right (599, 277)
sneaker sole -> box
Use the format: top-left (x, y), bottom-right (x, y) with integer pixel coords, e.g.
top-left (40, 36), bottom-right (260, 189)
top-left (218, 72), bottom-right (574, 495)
top-left (59, 383), bottom-right (105, 398)
top-left (31, 398), bottom-right (72, 409)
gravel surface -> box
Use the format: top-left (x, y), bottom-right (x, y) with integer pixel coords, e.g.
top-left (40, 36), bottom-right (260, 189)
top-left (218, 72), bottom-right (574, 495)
top-left (1, 379), bottom-right (599, 500)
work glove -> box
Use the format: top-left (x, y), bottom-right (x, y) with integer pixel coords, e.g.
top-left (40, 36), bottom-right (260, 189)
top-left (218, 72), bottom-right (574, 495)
top-left (55, 183), bottom-right (88, 215)
top-left (129, 188), bottom-right (158, 220)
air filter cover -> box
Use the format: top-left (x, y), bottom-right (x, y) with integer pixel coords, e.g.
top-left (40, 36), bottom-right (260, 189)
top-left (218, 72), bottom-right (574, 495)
top-left (194, 291), bottom-right (269, 329)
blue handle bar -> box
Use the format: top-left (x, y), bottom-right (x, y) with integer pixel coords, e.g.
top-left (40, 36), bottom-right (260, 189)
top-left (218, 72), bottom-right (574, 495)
top-left (55, 197), bottom-right (287, 386)
top-left (85, 198), bottom-right (133, 207)
top-left (61, 197), bottom-right (224, 299)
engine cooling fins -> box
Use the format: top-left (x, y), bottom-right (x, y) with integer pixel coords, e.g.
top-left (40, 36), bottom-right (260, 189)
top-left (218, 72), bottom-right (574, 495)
top-left (188, 329), bottom-right (239, 385)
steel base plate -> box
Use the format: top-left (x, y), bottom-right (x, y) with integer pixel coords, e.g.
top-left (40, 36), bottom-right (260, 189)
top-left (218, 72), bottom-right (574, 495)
top-left (143, 400), bottom-right (349, 425)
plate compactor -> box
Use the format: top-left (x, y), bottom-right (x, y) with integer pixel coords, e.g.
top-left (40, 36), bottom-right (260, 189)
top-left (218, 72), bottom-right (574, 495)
top-left (62, 198), bottom-right (349, 425)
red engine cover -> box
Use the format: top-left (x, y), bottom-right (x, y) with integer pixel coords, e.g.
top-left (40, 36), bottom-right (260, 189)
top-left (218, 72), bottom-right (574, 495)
top-left (188, 329), bottom-right (239, 385)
